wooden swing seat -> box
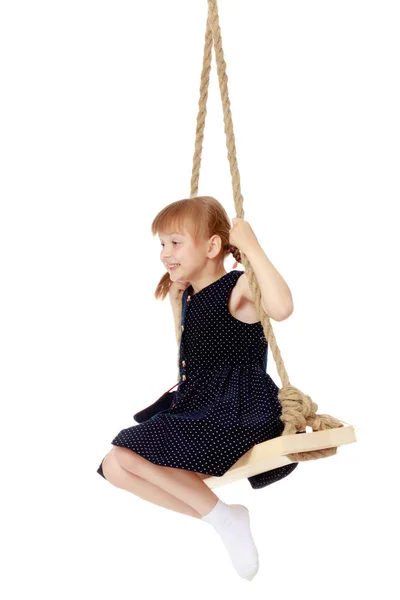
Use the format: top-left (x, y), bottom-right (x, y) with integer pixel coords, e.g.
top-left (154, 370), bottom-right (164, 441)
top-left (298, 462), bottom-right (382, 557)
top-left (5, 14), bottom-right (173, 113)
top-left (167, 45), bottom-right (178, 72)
top-left (202, 422), bottom-right (356, 489)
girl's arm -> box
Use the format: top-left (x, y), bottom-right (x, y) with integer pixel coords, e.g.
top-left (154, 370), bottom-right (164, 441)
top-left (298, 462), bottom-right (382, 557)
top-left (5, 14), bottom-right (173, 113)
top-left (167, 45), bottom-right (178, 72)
top-left (170, 300), bottom-right (182, 346)
top-left (168, 280), bottom-right (191, 345)
top-left (244, 242), bottom-right (293, 321)
top-left (229, 217), bottom-right (293, 321)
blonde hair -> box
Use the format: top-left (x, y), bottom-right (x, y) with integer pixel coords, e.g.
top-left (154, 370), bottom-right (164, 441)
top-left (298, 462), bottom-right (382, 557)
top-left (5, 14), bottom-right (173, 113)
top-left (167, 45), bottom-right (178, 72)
top-left (151, 195), bottom-right (242, 300)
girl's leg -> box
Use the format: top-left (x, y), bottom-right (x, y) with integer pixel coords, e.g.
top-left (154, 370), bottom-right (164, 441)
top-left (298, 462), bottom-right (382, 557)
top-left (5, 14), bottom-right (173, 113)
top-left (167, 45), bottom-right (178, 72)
top-left (102, 447), bottom-right (259, 580)
top-left (112, 447), bottom-right (220, 517)
top-left (100, 449), bottom-right (202, 519)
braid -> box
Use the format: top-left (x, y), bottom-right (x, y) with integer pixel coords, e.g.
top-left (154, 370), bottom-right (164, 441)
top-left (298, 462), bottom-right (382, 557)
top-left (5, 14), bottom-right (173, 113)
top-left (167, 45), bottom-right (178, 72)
top-left (228, 244), bottom-right (242, 264)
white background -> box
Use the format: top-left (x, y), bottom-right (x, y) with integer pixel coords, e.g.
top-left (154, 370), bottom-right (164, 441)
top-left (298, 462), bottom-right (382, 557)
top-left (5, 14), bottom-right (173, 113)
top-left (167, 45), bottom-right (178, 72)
top-left (1, 1), bottom-right (399, 598)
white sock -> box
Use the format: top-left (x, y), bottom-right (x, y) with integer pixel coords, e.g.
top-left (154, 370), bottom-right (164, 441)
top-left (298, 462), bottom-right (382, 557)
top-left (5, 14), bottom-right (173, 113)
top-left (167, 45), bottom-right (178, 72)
top-left (201, 499), bottom-right (259, 581)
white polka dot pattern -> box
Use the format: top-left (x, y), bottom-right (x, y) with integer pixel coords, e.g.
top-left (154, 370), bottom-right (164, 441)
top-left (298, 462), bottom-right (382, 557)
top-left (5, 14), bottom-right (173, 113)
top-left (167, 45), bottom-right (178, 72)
top-left (97, 270), bottom-right (298, 489)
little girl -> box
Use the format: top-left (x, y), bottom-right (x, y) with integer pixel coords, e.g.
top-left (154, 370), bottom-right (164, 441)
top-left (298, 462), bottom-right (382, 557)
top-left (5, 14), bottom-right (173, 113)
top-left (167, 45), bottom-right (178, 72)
top-left (97, 195), bottom-right (298, 581)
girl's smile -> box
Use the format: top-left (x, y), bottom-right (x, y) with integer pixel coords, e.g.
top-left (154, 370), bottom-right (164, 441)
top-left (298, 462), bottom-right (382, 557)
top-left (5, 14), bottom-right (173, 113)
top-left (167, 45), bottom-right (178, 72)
top-left (166, 263), bottom-right (180, 271)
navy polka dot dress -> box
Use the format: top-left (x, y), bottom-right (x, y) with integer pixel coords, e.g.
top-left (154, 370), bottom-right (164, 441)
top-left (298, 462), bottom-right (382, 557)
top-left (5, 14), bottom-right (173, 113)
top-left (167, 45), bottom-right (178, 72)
top-left (97, 269), bottom-right (298, 489)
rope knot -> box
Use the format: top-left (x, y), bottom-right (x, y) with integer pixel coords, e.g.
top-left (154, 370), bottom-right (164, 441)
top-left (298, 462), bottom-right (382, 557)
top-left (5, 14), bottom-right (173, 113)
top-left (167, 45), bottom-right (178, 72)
top-left (278, 384), bottom-right (317, 434)
top-left (278, 384), bottom-right (344, 461)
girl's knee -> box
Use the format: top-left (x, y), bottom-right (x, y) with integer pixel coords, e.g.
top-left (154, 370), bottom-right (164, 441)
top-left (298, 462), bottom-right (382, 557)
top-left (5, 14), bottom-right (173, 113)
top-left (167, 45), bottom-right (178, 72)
top-left (101, 446), bottom-right (135, 481)
top-left (110, 446), bottom-right (140, 471)
top-left (100, 448), bottom-right (120, 482)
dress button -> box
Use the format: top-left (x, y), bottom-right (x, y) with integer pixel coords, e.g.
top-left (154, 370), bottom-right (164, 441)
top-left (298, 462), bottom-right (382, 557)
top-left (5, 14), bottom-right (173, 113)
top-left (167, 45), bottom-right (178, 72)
top-left (187, 295), bottom-right (191, 302)
top-left (182, 375), bottom-right (186, 381)
top-left (181, 325), bottom-right (184, 331)
top-left (182, 360), bottom-right (186, 367)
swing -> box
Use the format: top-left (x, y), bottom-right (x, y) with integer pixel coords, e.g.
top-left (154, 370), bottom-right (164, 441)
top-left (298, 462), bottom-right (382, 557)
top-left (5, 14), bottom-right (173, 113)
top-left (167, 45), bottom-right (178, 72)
top-left (173, 0), bottom-right (356, 489)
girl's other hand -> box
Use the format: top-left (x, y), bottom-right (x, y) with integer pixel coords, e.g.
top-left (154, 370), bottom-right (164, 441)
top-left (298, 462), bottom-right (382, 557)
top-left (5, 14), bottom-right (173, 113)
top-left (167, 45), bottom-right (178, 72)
top-left (168, 279), bottom-right (191, 305)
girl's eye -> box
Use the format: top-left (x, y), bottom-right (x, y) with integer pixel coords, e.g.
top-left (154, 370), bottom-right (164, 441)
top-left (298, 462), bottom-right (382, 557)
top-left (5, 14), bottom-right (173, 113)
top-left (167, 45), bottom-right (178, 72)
top-left (160, 242), bottom-right (179, 247)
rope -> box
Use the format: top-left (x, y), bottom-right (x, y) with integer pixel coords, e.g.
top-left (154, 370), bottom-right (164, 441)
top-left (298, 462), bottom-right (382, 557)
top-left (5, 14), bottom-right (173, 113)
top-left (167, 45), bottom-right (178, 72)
top-left (181, 0), bottom-right (343, 461)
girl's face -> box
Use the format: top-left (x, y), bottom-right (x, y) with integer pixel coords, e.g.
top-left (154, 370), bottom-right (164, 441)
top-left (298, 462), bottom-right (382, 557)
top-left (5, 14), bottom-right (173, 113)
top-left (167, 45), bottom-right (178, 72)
top-left (159, 229), bottom-right (208, 283)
